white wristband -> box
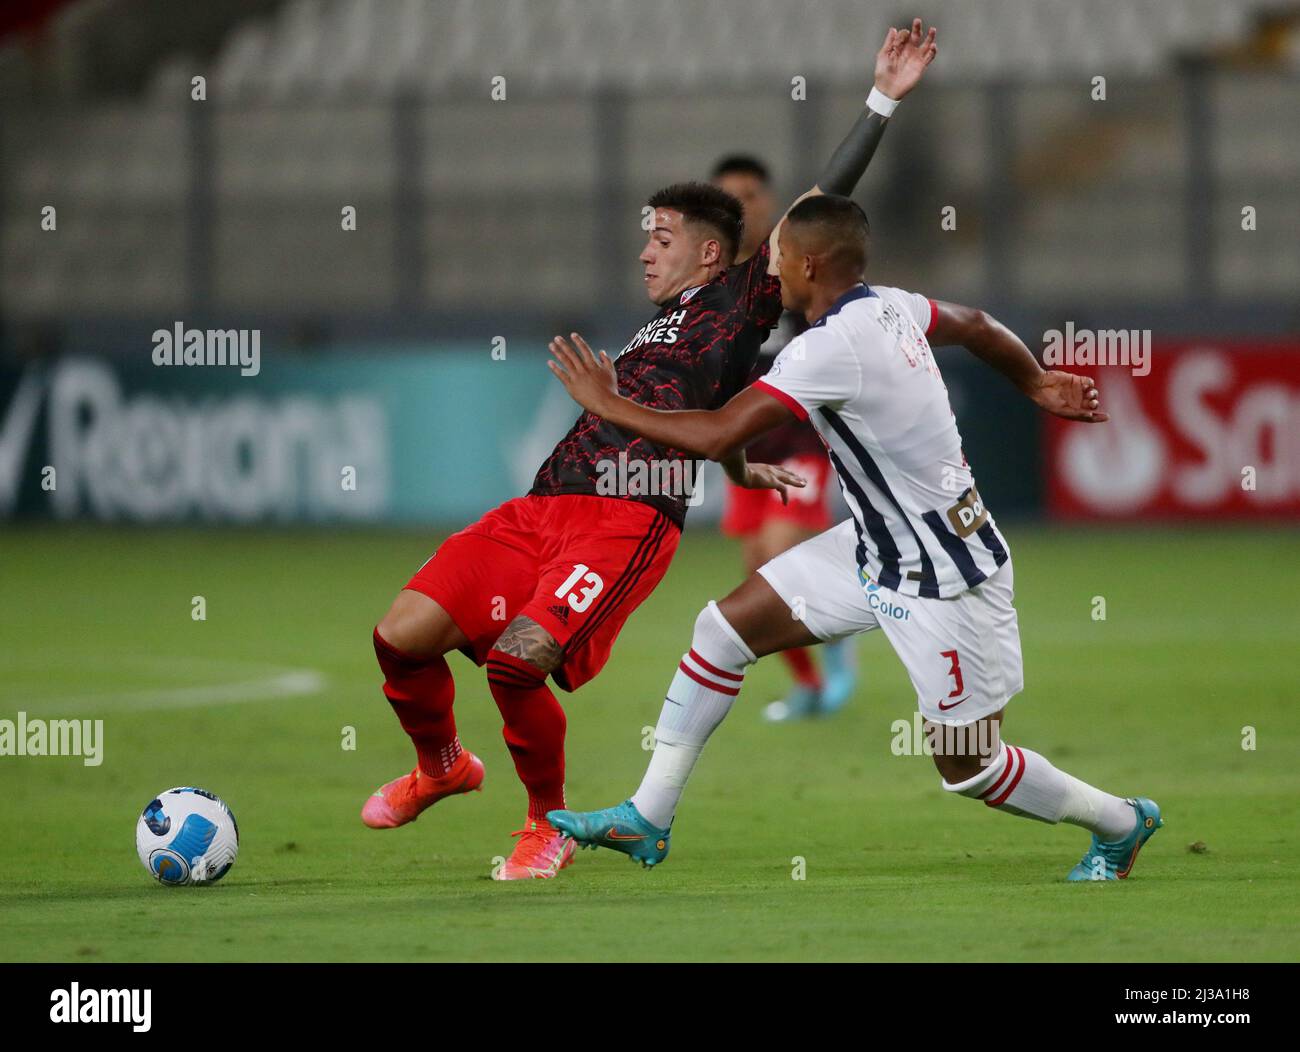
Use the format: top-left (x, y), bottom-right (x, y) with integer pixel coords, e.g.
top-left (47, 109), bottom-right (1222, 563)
top-left (866, 86), bottom-right (899, 117)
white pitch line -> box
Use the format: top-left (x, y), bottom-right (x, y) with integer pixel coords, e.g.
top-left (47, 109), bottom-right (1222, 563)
top-left (14, 665), bottom-right (328, 714)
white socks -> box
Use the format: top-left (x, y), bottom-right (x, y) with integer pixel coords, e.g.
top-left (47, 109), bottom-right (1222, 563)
top-left (943, 743), bottom-right (1137, 841)
top-left (628, 601), bottom-right (1137, 844)
top-left (631, 602), bottom-right (755, 829)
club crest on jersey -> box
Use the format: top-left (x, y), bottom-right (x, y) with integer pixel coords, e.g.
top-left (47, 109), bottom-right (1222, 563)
top-left (679, 285), bottom-right (704, 305)
top-left (622, 309), bottom-right (689, 354)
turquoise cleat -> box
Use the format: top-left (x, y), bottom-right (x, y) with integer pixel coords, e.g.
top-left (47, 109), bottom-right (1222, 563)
top-left (762, 683), bottom-right (820, 723)
top-left (818, 638), bottom-right (858, 715)
top-left (547, 800), bottom-right (671, 868)
top-left (1066, 797), bottom-right (1163, 882)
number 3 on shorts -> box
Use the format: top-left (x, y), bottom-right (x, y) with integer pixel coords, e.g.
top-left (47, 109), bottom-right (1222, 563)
top-left (554, 563), bottom-right (605, 613)
top-left (940, 649), bottom-right (964, 697)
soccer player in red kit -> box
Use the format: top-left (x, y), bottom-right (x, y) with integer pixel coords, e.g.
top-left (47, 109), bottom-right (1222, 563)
top-left (361, 20), bottom-right (938, 879)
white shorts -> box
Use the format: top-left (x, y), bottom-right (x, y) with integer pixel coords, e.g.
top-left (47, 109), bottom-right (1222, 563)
top-left (757, 519), bottom-right (1023, 724)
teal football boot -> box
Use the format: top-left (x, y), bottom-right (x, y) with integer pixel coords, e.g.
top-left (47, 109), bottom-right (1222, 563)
top-left (1066, 797), bottom-right (1163, 882)
top-left (818, 638), bottom-right (858, 715)
top-left (762, 683), bottom-right (821, 722)
top-left (547, 800), bottom-right (671, 868)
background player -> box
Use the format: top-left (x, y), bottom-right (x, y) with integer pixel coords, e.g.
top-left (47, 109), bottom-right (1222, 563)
top-left (361, 22), bottom-right (940, 879)
top-left (546, 195), bottom-right (1163, 883)
top-left (713, 155), bottom-right (858, 722)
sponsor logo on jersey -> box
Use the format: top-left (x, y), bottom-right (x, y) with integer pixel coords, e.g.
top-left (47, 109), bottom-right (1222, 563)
top-left (945, 485), bottom-right (989, 538)
top-left (622, 309), bottom-right (689, 354)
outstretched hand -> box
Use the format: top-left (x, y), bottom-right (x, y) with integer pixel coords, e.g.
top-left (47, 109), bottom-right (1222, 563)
top-left (548, 333), bottom-right (619, 416)
top-left (1031, 371), bottom-right (1109, 422)
top-left (740, 462), bottom-right (807, 505)
top-left (874, 18), bottom-right (938, 101)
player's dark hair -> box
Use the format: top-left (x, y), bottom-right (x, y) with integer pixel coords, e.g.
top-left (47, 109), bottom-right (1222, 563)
top-left (647, 181), bottom-right (745, 264)
top-left (786, 194), bottom-right (871, 275)
top-left (710, 154), bottom-right (771, 184)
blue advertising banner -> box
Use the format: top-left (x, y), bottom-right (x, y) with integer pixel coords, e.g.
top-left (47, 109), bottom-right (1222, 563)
top-left (0, 347), bottom-right (579, 524)
top-left (0, 344), bottom-right (1041, 525)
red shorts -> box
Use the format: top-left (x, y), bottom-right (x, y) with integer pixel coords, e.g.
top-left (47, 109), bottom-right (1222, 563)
top-left (406, 494), bottom-right (678, 692)
top-left (720, 454), bottom-right (835, 537)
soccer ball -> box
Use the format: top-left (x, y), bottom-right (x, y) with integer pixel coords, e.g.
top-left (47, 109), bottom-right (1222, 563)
top-left (135, 787), bottom-right (239, 886)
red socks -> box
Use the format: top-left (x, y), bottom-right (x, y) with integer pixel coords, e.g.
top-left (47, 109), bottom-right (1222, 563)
top-left (782, 646), bottom-right (821, 689)
top-left (373, 628), bottom-right (566, 818)
top-left (485, 649), bottom-right (566, 820)
top-left (373, 628), bottom-right (462, 777)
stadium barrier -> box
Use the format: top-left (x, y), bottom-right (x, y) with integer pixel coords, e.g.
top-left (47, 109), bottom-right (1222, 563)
top-left (0, 345), bottom-right (1043, 525)
top-left (1046, 340), bottom-right (1300, 520)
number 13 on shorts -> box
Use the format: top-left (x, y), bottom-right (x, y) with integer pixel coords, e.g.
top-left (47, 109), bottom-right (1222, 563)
top-left (554, 563), bottom-right (604, 613)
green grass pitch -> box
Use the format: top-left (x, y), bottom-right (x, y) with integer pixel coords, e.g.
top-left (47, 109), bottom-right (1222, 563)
top-left (1, 524), bottom-right (1297, 962)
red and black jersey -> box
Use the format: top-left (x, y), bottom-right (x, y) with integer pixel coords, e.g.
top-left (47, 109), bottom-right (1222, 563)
top-left (530, 241), bottom-right (783, 527)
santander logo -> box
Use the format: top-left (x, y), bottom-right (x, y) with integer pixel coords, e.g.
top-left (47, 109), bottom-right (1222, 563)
top-left (1049, 344), bottom-right (1300, 519)
top-left (1057, 370), bottom-right (1167, 514)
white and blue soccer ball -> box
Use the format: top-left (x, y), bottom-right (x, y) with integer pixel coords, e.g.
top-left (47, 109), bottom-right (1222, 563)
top-left (135, 787), bottom-right (239, 886)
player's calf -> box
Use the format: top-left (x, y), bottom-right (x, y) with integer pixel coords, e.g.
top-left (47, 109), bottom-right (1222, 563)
top-left (372, 625), bottom-right (466, 779)
top-left (486, 615), bottom-right (568, 822)
top-left (933, 716), bottom-right (1162, 881)
top-left (629, 601), bottom-right (757, 830)
top-left (363, 607), bottom-right (485, 830)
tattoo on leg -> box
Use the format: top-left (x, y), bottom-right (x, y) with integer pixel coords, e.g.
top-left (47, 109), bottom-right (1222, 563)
top-left (494, 616), bottom-right (563, 673)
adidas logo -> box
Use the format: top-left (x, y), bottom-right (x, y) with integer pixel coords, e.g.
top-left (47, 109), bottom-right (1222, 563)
top-left (547, 604), bottom-right (571, 624)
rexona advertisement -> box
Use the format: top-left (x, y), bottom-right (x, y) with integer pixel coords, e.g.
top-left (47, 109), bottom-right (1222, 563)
top-left (2, 344), bottom-right (1045, 526)
top-left (0, 349), bottom-right (579, 524)
top-left (1046, 341), bottom-right (1300, 520)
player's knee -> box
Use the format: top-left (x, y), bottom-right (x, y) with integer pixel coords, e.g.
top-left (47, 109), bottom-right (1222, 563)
top-left (692, 601), bottom-right (757, 667)
top-left (491, 615), bottom-right (563, 674)
top-left (376, 590), bottom-right (445, 660)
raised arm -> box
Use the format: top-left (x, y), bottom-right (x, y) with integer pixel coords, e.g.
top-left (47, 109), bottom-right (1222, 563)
top-left (929, 300), bottom-right (1108, 423)
top-left (766, 18), bottom-right (938, 275)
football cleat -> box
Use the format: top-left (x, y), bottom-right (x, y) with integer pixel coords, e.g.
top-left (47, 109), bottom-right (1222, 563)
top-left (547, 800), bottom-right (671, 868)
top-left (493, 818), bottom-right (576, 880)
top-left (360, 750), bottom-right (484, 829)
top-left (1066, 797), bottom-right (1163, 882)
top-left (818, 638), bottom-right (858, 715)
top-left (762, 683), bottom-right (821, 723)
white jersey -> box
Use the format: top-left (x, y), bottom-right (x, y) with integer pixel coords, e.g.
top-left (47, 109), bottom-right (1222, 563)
top-left (755, 283), bottom-right (1010, 599)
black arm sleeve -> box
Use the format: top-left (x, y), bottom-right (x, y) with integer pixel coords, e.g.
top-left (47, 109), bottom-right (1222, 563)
top-left (816, 107), bottom-right (890, 197)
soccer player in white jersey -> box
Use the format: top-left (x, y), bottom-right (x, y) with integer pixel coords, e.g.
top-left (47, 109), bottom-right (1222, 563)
top-left (544, 194), bottom-right (1163, 882)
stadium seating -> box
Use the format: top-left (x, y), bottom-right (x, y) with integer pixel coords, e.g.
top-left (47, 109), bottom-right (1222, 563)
top-left (0, 0), bottom-right (1295, 318)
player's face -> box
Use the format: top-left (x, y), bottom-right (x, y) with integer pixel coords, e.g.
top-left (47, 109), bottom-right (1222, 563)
top-left (776, 224), bottom-right (811, 312)
top-left (713, 172), bottom-right (774, 258)
top-left (639, 209), bottom-right (717, 306)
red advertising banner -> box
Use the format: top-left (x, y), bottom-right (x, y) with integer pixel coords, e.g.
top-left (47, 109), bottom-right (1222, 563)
top-left (1046, 341), bottom-right (1300, 520)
